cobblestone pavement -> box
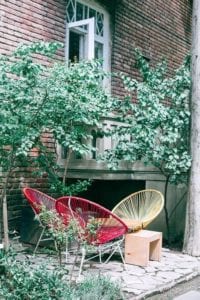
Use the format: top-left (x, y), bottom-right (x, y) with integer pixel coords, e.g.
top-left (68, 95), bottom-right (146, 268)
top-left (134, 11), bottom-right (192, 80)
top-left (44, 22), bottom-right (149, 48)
top-left (15, 245), bottom-right (200, 300)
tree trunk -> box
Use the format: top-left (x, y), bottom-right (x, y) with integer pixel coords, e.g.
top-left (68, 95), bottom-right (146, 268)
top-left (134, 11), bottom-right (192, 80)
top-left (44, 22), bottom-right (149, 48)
top-left (163, 175), bottom-right (171, 244)
top-left (183, 0), bottom-right (200, 256)
top-left (3, 195), bottom-right (9, 251)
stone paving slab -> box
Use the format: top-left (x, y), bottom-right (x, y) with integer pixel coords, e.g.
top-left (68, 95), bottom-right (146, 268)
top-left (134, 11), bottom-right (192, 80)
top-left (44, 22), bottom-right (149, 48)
top-left (86, 248), bottom-right (200, 299)
top-left (15, 245), bottom-right (200, 300)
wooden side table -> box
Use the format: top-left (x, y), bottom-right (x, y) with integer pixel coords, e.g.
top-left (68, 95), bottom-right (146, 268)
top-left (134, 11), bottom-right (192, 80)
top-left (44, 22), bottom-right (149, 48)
top-left (125, 230), bottom-right (162, 267)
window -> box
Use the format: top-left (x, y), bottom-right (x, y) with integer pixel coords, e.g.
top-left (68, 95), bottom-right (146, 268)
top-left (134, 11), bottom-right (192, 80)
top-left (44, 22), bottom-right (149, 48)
top-left (57, 1), bottom-right (111, 164)
top-left (66, 0), bottom-right (110, 71)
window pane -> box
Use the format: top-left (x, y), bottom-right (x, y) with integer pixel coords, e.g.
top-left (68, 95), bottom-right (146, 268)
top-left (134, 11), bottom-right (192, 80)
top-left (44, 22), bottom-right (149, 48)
top-left (69, 31), bottom-right (80, 62)
top-left (89, 8), bottom-right (96, 19)
top-left (96, 12), bottom-right (104, 36)
top-left (95, 42), bottom-right (103, 59)
top-left (67, 1), bottom-right (104, 37)
top-left (67, 0), bottom-right (75, 22)
top-left (76, 2), bottom-right (84, 21)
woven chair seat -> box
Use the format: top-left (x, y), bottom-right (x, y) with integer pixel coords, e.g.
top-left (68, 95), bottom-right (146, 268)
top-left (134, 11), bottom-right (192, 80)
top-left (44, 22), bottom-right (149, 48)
top-left (112, 189), bottom-right (164, 231)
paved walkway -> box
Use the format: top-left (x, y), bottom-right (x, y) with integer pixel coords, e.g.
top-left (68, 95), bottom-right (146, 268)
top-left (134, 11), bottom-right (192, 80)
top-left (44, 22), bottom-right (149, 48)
top-left (174, 290), bottom-right (200, 300)
top-left (14, 244), bottom-right (200, 300)
top-left (92, 248), bottom-right (200, 299)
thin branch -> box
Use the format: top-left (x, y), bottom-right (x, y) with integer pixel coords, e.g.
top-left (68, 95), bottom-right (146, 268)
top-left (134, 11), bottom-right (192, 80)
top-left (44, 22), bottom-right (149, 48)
top-left (169, 191), bottom-right (187, 220)
top-left (62, 148), bottom-right (72, 185)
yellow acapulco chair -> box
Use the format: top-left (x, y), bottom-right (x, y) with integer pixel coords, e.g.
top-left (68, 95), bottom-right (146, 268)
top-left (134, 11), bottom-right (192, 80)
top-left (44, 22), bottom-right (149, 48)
top-left (112, 189), bottom-right (164, 232)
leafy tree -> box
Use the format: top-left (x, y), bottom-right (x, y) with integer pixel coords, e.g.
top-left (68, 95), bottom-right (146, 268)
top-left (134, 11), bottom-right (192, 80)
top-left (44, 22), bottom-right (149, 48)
top-left (0, 42), bottom-right (61, 250)
top-left (101, 50), bottom-right (191, 242)
top-left (0, 42), bottom-right (114, 250)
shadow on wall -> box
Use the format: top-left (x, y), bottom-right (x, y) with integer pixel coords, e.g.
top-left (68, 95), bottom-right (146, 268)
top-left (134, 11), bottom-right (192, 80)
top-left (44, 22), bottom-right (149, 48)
top-left (78, 179), bottom-right (145, 210)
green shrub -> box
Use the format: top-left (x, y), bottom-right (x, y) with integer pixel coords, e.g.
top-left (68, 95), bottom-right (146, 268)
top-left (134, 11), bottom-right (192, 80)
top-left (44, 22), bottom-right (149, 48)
top-left (0, 251), bottom-right (123, 300)
top-left (0, 251), bottom-right (71, 299)
top-left (74, 274), bottom-right (124, 300)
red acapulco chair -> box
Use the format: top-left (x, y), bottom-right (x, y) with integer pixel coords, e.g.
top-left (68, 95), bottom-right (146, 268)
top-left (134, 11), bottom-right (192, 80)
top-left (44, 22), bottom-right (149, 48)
top-left (56, 196), bottom-right (128, 277)
top-left (23, 187), bottom-right (57, 254)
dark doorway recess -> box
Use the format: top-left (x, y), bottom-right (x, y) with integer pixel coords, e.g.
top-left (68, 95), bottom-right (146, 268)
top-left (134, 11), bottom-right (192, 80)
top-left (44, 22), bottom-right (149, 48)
top-left (77, 179), bottom-right (145, 210)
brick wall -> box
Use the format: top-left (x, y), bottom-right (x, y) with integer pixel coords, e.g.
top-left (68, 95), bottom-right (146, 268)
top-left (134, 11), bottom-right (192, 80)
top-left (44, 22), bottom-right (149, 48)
top-left (0, 0), bottom-right (66, 232)
top-left (109, 0), bottom-right (192, 98)
top-left (0, 0), bottom-right (66, 56)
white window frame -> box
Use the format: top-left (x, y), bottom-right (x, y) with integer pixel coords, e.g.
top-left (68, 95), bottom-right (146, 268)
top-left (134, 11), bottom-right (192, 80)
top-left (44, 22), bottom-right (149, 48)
top-left (65, 17), bottom-right (95, 60)
top-left (57, 1), bottom-right (112, 165)
top-left (65, 0), bottom-right (111, 73)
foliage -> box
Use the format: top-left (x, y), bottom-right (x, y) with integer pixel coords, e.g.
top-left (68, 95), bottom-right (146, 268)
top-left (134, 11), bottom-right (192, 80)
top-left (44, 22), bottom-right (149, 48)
top-left (75, 274), bottom-right (124, 300)
top-left (37, 206), bottom-right (68, 265)
top-left (102, 50), bottom-right (191, 183)
top-left (0, 41), bottom-right (114, 246)
top-left (0, 250), bottom-right (71, 299)
top-left (0, 251), bottom-right (123, 300)
top-left (38, 206), bottom-right (104, 269)
top-left (101, 50), bottom-right (191, 242)
top-left (0, 42), bottom-right (62, 171)
top-left (31, 56), bottom-right (113, 195)
top-left (0, 41), bottom-right (113, 195)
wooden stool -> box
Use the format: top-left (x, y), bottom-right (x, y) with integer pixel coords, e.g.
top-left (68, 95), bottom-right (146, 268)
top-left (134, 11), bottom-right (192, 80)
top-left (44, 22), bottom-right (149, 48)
top-left (125, 230), bottom-right (162, 267)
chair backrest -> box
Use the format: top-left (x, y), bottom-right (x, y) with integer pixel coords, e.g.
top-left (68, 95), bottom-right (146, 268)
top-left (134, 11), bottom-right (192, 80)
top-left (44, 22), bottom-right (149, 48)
top-left (55, 198), bottom-right (85, 228)
top-left (112, 189), bottom-right (164, 230)
top-left (56, 196), bottom-right (128, 245)
top-left (23, 187), bottom-right (56, 215)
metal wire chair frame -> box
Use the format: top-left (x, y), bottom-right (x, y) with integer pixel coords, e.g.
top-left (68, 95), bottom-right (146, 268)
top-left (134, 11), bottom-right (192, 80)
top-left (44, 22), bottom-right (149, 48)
top-left (112, 189), bottom-right (164, 231)
top-left (23, 187), bottom-right (57, 254)
top-left (55, 196), bottom-right (128, 277)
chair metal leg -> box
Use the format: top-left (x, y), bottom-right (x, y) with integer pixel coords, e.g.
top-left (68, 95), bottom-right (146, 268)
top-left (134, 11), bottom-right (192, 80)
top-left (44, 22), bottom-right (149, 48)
top-left (78, 246), bottom-right (86, 279)
top-left (99, 247), bottom-right (102, 263)
top-left (117, 244), bottom-right (126, 270)
top-left (34, 227), bottom-right (46, 254)
top-left (65, 237), bottom-right (69, 264)
top-left (104, 245), bottom-right (118, 264)
top-left (103, 239), bottom-right (126, 269)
